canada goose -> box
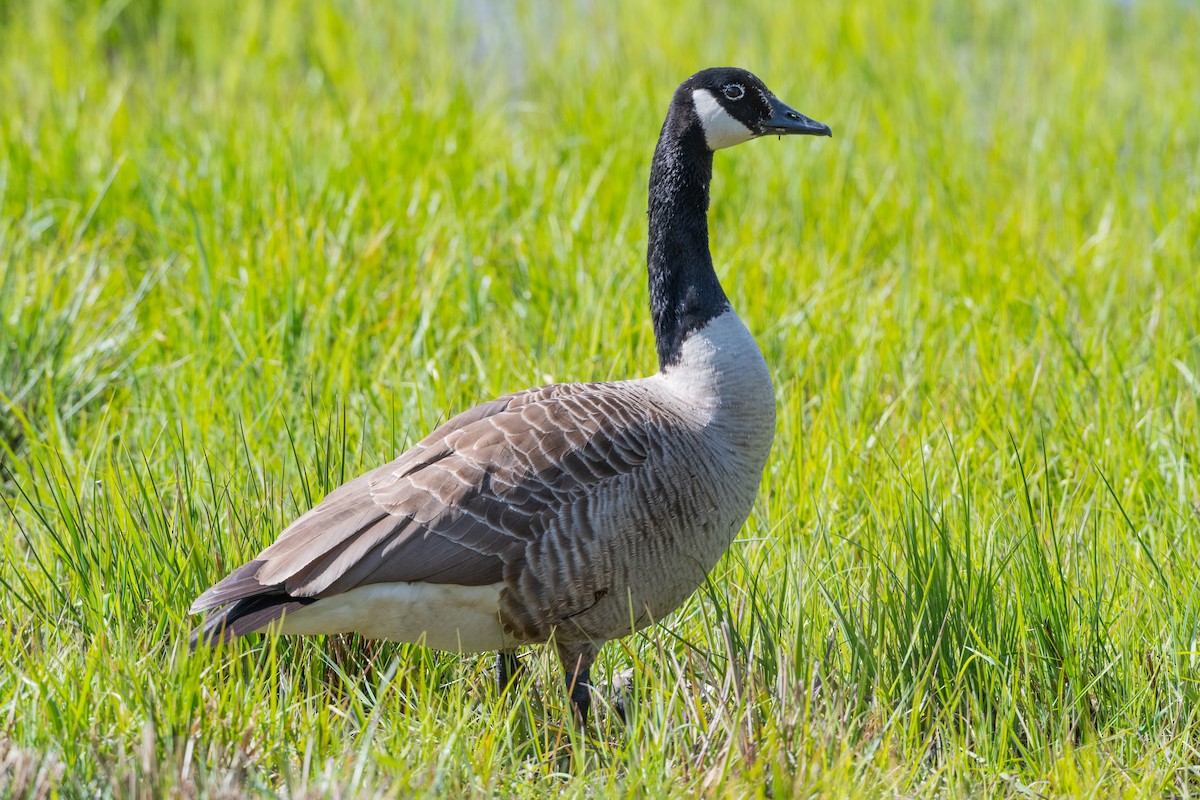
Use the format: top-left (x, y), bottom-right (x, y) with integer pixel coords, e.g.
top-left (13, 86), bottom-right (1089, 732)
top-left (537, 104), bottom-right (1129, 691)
top-left (190, 67), bottom-right (830, 724)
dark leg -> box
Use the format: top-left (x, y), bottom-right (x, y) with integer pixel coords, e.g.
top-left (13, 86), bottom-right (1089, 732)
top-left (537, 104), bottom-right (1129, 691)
top-left (567, 666), bottom-right (592, 725)
top-left (556, 641), bottom-right (600, 726)
top-left (496, 650), bottom-right (522, 694)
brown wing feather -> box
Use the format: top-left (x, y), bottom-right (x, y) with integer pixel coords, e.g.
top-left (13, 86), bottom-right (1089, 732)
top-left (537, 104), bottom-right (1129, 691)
top-left (192, 382), bottom-right (654, 616)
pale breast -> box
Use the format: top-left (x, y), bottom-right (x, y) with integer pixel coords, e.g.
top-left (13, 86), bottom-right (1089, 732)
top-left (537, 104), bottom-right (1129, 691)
top-left (504, 309), bottom-right (776, 643)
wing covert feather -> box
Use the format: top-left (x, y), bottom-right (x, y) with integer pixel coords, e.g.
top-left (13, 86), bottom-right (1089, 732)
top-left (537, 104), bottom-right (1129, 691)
top-left (226, 383), bottom-right (657, 603)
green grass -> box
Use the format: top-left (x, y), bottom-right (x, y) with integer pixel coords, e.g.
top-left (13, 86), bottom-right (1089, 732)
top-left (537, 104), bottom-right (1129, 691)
top-left (2, 0), bottom-right (1199, 796)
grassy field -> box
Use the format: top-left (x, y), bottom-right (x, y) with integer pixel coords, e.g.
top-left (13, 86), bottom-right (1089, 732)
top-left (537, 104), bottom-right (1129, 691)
top-left (2, 0), bottom-right (1199, 796)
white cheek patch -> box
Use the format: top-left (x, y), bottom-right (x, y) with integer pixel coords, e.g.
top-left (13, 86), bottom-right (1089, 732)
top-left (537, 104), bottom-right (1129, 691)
top-left (692, 88), bottom-right (755, 151)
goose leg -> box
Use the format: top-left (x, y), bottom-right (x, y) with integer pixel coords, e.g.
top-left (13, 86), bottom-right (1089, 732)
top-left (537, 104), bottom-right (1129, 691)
top-left (556, 641), bottom-right (599, 726)
top-left (496, 650), bottom-right (522, 694)
top-left (567, 666), bottom-right (592, 724)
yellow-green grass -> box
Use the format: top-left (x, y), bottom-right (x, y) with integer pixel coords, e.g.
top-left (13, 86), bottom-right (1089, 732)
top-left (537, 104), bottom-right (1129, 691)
top-left (2, 0), bottom-right (1198, 796)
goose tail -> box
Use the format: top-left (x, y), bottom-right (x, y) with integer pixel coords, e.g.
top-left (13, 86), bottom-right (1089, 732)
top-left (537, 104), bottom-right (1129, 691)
top-left (188, 559), bottom-right (314, 650)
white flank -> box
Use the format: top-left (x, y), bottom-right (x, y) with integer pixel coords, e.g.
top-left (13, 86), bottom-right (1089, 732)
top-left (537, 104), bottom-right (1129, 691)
top-left (273, 581), bottom-right (514, 652)
top-left (692, 88), bottom-right (755, 150)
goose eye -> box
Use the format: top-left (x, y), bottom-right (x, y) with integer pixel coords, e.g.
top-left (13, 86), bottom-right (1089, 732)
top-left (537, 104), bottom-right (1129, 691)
top-left (722, 84), bottom-right (745, 101)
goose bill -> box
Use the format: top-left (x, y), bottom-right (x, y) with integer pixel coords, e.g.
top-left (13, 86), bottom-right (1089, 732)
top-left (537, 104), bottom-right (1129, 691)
top-left (761, 96), bottom-right (832, 138)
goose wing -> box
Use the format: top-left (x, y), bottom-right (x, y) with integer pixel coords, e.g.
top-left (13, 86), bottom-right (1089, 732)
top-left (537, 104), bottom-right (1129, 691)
top-left (190, 382), bottom-right (656, 615)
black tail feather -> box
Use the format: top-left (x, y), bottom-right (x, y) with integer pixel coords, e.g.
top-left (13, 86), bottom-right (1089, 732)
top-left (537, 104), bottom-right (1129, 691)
top-left (189, 593), bottom-right (316, 650)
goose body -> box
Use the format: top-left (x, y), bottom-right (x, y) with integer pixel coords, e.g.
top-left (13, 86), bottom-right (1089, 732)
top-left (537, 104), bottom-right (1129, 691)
top-left (191, 67), bottom-right (830, 721)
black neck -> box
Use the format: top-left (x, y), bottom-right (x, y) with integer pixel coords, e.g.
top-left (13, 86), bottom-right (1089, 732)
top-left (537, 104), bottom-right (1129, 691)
top-left (647, 98), bottom-right (730, 370)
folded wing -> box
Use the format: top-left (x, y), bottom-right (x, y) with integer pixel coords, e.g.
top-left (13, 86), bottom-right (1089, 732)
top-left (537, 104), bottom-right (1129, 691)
top-left (190, 382), bottom-right (658, 643)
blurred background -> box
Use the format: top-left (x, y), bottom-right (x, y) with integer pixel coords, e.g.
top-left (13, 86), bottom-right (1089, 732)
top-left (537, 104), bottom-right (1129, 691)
top-left (2, 0), bottom-right (1196, 437)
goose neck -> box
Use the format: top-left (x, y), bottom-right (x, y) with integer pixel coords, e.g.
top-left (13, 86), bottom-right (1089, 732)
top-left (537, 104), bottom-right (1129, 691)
top-left (647, 104), bottom-right (729, 371)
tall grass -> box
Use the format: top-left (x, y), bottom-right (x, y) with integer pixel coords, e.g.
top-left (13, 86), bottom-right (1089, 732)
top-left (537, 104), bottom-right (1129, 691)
top-left (2, 0), bottom-right (1199, 796)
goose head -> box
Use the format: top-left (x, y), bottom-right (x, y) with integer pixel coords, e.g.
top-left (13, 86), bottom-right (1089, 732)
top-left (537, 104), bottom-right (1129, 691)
top-left (681, 67), bottom-right (831, 151)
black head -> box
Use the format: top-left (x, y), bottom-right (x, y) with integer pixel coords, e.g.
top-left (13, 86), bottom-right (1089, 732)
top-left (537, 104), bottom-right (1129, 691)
top-left (678, 67), bottom-right (831, 151)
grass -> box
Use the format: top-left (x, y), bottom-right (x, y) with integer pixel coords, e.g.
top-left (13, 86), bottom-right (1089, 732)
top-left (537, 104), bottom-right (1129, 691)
top-left (2, 0), bottom-right (1199, 795)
